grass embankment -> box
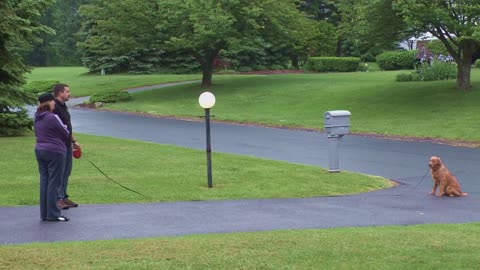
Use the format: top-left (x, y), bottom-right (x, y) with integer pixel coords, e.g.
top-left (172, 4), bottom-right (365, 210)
top-left (0, 134), bottom-right (390, 206)
top-left (26, 67), bottom-right (201, 97)
top-left (1, 223), bottom-right (479, 269)
top-left (105, 70), bottom-right (480, 143)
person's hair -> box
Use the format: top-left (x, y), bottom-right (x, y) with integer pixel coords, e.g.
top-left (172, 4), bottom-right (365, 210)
top-left (36, 101), bottom-right (53, 114)
top-left (53, 83), bottom-right (69, 97)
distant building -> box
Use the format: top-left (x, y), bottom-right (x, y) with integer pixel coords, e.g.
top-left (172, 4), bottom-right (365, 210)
top-left (398, 33), bottom-right (437, 51)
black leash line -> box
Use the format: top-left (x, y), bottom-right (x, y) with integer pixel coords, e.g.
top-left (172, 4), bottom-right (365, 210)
top-left (87, 159), bottom-right (151, 199)
top-left (411, 168), bottom-right (431, 190)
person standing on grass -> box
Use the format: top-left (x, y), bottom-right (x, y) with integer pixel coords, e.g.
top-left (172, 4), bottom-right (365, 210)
top-left (52, 83), bottom-right (80, 210)
top-left (34, 93), bottom-right (70, 222)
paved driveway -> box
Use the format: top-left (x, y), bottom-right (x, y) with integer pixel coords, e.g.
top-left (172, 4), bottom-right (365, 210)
top-left (2, 90), bottom-right (479, 245)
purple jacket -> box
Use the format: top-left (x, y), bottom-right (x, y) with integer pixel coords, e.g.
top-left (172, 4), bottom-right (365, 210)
top-left (34, 111), bottom-right (70, 154)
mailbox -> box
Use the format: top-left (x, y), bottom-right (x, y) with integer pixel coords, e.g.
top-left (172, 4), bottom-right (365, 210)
top-left (324, 110), bottom-right (351, 136)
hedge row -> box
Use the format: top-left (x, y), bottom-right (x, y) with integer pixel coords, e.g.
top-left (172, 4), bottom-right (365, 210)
top-left (376, 50), bottom-right (417, 70)
top-left (304, 57), bottom-right (361, 72)
top-left (23, 80), bottom-right (59, 94)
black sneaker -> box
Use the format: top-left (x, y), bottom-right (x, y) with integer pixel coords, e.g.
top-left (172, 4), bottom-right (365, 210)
top-left (46, 216), bottom-right (69, 222)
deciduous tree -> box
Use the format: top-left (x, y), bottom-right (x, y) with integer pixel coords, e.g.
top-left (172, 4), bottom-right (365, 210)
top-left (394, 0), bottom-right (480, 90)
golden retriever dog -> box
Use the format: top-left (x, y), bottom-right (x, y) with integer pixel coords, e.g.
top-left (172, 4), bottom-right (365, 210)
top-left (428, 156), bottom-right (468, 197)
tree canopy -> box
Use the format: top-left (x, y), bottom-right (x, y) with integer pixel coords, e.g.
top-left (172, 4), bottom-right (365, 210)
top-left (78, 0), bottom-right (330, 86)
top-left (0, 0), bottom-right (54, 136)
top-left (394, 0), bottom-right (480, 89)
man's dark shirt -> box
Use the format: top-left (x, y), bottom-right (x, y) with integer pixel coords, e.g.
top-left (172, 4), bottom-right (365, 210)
top-left (53, 99), bottom-right (73, 145)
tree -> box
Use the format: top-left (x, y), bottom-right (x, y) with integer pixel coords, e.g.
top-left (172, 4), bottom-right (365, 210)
top-left (337, 0), bottom-right (414, 59)
top-left (394, 0), bottom-right (480, 90)
top-left (0, 0), bottom-right (54, 136)
top-left (22, 0), bottom-right (87, 67)
top-left (158, 0), bottom-right (320, 86)
top-left (78, 0), bottom-right (163, 73)
top-left (299, 0), bottom-right (344, 56)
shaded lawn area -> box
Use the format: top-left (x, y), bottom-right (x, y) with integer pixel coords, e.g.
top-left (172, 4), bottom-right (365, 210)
top-left (104, 69), bottom-right (480, 143)
top-left (1, 223), bottom-right (479, 269)
top-left (0, 134), bottom-right (391, 206)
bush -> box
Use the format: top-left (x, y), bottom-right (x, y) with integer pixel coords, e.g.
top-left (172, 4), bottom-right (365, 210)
top-left (376, 50), bottom-right (417, 70)
top-left (416, 60), bottom-right (457, 81)
top-left (23, 80), bottom-right (59, 94)
top-left (396, 60), bottom-right (456, 82)
top-left (475, 59), bottom-right (480, 68)
top-left (89, 90), bottom-right (132, 103)
top-left (0, 109), bottom-right (33, 136)
top-left (304, 57), bottom-right (361, 72)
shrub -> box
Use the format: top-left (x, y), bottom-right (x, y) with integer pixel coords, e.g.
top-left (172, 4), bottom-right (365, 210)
top-left (357, 62), bottom-right (369, 72)
top-left (0, 109), bottom-right (33, 136)
top-left (23, 80), bottom-right (59, 94)
top-left (396, 60), bottom-right (456, 82)
top-left (475, 59), bottom-right (480, 68)
top-left (416, 60), bottom-right (457, 81)
top-left (89, 90), bottom-right (132, 103)
top-left (376, 50), bottom-right (417, 70)
top-left (396, 73), bottom-right (417, 82)
top-left (304, 57), bottom-right (361, 72)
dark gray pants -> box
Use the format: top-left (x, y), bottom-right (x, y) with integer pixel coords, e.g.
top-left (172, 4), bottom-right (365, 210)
top-left (58, 146), bottom-right (72, 200)
top-left (35, 150), bottom-right (66, 220)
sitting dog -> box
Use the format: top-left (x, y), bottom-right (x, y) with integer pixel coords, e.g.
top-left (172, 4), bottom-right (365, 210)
top-left (428, 156), bottom-right (468, 197)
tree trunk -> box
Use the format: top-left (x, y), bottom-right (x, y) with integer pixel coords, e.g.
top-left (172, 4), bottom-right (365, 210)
top-left (291, 55), bottom-right (299, 69)
top-left (201, 63), bottom-right (213, 87)
top-left (335, 36), bottom-right (343, 57)
top-left (456, 54), bottom-right (472, 90)
top-left (193, 48), bottom-right (221, 88)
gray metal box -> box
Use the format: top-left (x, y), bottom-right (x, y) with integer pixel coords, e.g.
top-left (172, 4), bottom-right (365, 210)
top-left (324, 110), bottom-right (351, 136)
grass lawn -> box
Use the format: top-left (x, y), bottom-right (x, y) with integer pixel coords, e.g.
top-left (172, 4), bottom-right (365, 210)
top-left (26, 67), bottom-right (201, 97)
top-left (27, 67), bottom-right (480, 143)
top-left (0, 134), bottom-right (391, 206)
top-left (1, 223), bottom-right (479, 269)
top-left (101, 69), bottom-right (480, 144)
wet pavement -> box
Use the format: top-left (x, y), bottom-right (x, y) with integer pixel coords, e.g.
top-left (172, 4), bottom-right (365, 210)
top-left (2, 86), bottom-right (479, 245)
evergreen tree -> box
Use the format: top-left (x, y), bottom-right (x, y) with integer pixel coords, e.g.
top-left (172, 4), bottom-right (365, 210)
top-left (0, 0), bottom-right (54, 136)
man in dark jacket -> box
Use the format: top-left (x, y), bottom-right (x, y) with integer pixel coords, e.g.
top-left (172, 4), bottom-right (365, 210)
top-left (53, 83), bottom-right (80, 209)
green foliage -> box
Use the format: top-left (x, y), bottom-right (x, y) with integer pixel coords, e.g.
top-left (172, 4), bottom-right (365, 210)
top-left (393, 0), bottom-right (480, 89)
top-left (89, 90), bottom-right (132, 104)
top-left (415, 61), bottom-right (457, 81)
top-left (396, 60), bottom-right (457, 82)
top-left (395, 73), bottom-right (416, 82)
top-left (0, 0), bottom-right (55, 136)
top-left (425, 40), bottom-right (449, 57)
top-left (338, 0), bottom-right (413, 59)
top-left (79, 0), bottom-right (323, 85)
top-left (23, 80), bottom-right (59, 94)
top-left (219, 38), bottom-right (290, 72)
top-left (376, 50), bottom-right (417, 70)
top-left (305, 57), bottom-right (361, 72)
top-left (78, 0), bottom-right (162, 74)
top-left (475, 59), bottom-right (480, 69)
top-left (23, 0), bottom-right (87, 66)
top-left (0, 109), bottom-right (33, 137)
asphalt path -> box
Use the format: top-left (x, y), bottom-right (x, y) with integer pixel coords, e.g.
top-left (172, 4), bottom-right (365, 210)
top-left (2, 84), bottom-right (480, 245)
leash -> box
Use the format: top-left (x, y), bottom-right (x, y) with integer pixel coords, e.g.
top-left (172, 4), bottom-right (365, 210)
top-left (86, 159), bottom-right (151, 199)
top-left (410, 168), bottom-right (431, 190)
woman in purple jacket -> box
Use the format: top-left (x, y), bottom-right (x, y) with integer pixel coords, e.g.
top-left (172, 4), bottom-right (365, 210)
top-left (34, 93), bottom-right (70, 222)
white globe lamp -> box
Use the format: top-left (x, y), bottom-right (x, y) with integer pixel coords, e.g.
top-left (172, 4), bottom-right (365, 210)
top-left (198, 92), bottom-right (216, 109)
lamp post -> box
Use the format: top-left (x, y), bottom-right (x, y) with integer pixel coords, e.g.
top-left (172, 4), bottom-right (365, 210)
top-left (199, 92), bottom-right (216, 188)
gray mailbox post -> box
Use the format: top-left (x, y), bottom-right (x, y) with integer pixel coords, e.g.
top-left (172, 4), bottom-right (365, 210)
top-left (324, 110), bottom-right (351, 173)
